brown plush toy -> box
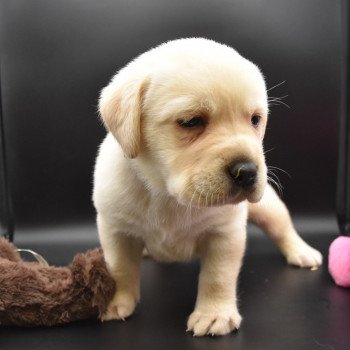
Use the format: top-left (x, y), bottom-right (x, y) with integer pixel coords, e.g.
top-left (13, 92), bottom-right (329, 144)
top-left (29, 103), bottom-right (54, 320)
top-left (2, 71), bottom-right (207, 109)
top-left (0, 237), bottom-right (116, 327)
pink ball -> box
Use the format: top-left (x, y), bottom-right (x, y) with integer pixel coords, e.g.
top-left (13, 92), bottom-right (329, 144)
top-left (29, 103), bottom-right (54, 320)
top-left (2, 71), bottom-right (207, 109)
top-left (329, 236), bottom-right (350, 288)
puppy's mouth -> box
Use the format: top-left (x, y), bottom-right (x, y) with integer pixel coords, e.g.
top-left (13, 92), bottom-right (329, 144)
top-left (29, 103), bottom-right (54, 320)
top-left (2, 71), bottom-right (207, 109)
top-left (180, 189), bottom-right (261, 209)
top-left (230, 185), bottom-right (263, 204)
top-left (179, 182), bottom-right (263, 208)
top-left (178, 163), bottom-right (265, 207)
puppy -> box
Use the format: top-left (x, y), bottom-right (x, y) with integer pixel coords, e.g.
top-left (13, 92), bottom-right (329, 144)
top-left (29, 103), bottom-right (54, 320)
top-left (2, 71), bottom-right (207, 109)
top-left (93, 38), bottom-right (322, 336)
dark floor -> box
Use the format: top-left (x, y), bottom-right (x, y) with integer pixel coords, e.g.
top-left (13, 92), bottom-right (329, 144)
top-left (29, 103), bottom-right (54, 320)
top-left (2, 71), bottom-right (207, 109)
top-left (1, 216), bottom-right (350, 350)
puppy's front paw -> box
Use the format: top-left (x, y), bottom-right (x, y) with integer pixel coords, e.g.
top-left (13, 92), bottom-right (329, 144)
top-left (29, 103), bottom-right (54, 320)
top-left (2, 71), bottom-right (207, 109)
top-left (187, 307), bottom-right (242, 336)
top-left (284, 239), bottom-right (323, 268)
top-left (101, 291), bottom-right (138, 321)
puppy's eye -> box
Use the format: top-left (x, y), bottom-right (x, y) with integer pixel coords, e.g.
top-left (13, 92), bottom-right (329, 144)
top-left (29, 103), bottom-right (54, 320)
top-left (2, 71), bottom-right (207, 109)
top-left (178, 116), bottom-right (205, 128)
top-left (251, 115), bottom-right (261, 128)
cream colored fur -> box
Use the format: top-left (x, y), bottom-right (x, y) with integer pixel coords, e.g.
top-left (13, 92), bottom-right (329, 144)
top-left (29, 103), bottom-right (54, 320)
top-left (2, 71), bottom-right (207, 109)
top-left (93, 38), bottom-right (322, 336)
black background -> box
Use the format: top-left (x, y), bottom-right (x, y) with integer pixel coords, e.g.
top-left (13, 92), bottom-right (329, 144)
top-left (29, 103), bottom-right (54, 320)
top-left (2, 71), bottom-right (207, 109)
top-left (0, 0), bottom-right (342, 228)
top-left (0, 3), bottom-right (348, 350)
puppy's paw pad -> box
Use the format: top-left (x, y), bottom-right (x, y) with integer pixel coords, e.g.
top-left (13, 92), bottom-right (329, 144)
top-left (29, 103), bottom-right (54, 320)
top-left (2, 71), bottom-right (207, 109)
top-left (101, 294), bottom-right (137, 321)
top-left (286, 243), bottom-right (323, 268)
top-left (187, 309), bottom-right (242, 336)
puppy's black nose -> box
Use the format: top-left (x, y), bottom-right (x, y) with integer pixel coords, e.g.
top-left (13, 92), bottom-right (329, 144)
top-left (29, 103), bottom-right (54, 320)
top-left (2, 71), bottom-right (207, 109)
top-left (228, 161), bottom-right (257, 188)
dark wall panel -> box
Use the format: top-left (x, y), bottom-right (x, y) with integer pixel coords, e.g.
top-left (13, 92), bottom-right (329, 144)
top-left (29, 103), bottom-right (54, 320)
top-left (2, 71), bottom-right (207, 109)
top-left (0, 0), bottom-right (342, 227)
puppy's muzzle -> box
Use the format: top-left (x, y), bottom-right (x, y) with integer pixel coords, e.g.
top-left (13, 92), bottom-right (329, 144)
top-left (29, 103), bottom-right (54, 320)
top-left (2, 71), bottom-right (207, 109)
top-left (228, 161), bottom-right (257, 189)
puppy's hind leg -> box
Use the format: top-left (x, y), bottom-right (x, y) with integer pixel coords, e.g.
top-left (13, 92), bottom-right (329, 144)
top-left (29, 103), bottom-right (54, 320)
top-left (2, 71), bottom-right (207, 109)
top-left (248, 184), bottom-right (322, 268)
top-left (97, 215), bottom-right (144, 321)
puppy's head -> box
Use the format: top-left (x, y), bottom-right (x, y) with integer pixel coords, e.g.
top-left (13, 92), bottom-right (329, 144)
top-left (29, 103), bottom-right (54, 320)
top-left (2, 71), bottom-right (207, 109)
top-left (99, 38), bottom-right (268, 206)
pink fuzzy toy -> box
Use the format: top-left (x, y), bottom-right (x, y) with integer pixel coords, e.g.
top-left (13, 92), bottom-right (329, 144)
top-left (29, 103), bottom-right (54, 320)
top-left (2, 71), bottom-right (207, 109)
top-left (328, 236), bottom-right (350, 288)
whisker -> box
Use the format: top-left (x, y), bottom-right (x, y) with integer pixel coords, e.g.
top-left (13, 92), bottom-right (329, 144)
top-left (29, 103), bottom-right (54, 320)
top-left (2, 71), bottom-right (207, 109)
top-left (268, 95), bottom-right (288, 102)
top-left (197, 188), bottom-right (205, 207)
top-left (268, 165), bottom-right (291, 178)
top-left (268, 172), bottom-right (284, 190)
top-left (215, 189), bottom-right (222, 206)
top-left (216, 192), bottom-right (220, 206)
top-left (186, 189), bottom-right (196, 217)
top-left (267, 80), bottom-right (286, 92)
top-left (268, 91), bottom-right (290, 109)
top-left (268, 103), bottom-right (285, 107)
top-left (267, 176), bottom-right (283, 196)
top-left (264, 147), bottom-right (275, 155)
top-left (205, 187), bottom-right (210, 207)
top-left (210, 191), bottom-right (214, 207)
top-left (277, 100), bottom-right (291, 109)
top-left (268, 99), bottom-right (290, 109)
top-left (267, 166), bottom-right (285, 196)
top-left (222, 191), bottom-right (225, 206)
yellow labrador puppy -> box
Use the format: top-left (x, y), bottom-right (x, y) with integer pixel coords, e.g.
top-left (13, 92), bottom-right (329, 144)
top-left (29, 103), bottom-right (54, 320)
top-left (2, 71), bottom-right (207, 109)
top-left (93, 38), bottom-right (322, 336)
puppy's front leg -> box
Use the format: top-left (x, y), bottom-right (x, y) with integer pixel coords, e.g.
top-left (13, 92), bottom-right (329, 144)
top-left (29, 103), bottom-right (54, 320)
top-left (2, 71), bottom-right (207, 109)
top-left (97, 215), bottom-right (144, 321)
top-left (187, 230), bottom-right (245, 336)
top-left (248, 184), bottom-right (322, 267)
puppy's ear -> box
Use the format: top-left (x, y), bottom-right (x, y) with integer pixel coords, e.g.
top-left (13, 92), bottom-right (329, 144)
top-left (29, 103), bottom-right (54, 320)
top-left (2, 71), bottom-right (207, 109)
top-left (99, 74), bottom-right (148, 158)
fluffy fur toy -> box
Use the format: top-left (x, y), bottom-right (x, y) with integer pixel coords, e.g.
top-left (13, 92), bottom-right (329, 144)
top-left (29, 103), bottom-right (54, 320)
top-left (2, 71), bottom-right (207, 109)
top-left (329, 236), bottom-right (350, 288)
top-left (0, 238), bottom-right (115, 327)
